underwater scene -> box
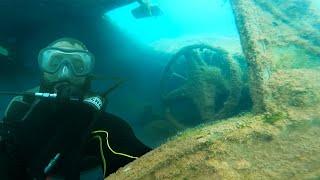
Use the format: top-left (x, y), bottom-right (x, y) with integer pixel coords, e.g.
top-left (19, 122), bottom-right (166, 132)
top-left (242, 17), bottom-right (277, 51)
top-left (0, 0), bottom-right (319, 179)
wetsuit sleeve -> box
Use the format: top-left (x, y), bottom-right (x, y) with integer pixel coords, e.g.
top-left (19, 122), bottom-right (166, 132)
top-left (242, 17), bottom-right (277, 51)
top-left (0, 96), bottom-right (31, 179)
top-left (3, 96), bottom-right (32, 122)
top-left (90, 112), bottom-right (152, 176)
top-left (100, 112), bottom-right (152, 154)
top-left (0, 143), bottom-right (28, 180)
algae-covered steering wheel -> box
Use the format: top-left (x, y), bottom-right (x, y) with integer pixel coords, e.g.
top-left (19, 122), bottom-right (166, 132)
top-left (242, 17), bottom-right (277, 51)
top-left (160, 44), bottom-right (242, 128)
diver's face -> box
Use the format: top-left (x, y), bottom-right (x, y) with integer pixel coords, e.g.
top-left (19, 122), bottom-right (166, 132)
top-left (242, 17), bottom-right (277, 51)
top-left (40, 40), bottom-right (94, 90)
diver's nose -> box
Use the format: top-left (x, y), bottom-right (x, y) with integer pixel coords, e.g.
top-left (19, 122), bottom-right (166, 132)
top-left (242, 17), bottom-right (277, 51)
top-left (58, 65), bottom-right (71, 79)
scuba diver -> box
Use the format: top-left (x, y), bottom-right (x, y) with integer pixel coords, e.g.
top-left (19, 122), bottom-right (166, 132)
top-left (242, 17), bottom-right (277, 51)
top-left (0, 38), bottom-right (151, 179)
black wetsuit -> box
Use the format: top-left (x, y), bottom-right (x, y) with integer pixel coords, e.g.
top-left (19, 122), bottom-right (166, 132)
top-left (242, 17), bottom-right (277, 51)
top-left (0, 92), bottom-right (151, 179)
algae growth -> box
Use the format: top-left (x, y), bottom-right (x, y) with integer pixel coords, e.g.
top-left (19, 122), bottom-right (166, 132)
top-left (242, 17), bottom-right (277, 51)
top-left (109, 113), bottom-right (320, 179)
top-left (108, 0), bottom-right (320, 179)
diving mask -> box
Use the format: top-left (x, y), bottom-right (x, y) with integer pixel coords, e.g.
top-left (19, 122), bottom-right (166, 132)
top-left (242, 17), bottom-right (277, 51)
top-left (38, 47), bottom-right (95, 76)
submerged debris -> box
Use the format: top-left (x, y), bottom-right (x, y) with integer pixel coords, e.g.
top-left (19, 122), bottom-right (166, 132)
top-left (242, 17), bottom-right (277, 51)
top-left (161, 44), bottom-right (244, 126)
top-left (108, 0), bottom-right (320, 179)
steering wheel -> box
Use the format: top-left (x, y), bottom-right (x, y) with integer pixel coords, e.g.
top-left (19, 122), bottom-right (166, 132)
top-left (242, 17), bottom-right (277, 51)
top-left (160, 44), bottom-right (242, 128)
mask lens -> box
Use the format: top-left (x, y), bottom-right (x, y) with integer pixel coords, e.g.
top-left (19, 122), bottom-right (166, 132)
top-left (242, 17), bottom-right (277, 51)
top-left (39, 48), bottom-right (94, 76)
top-left (49, 53), bottom-right (64, 71)
top-left (39, 49), bottom-right (64, 73)
top-left (70, 55), bottom-right (86, 74)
